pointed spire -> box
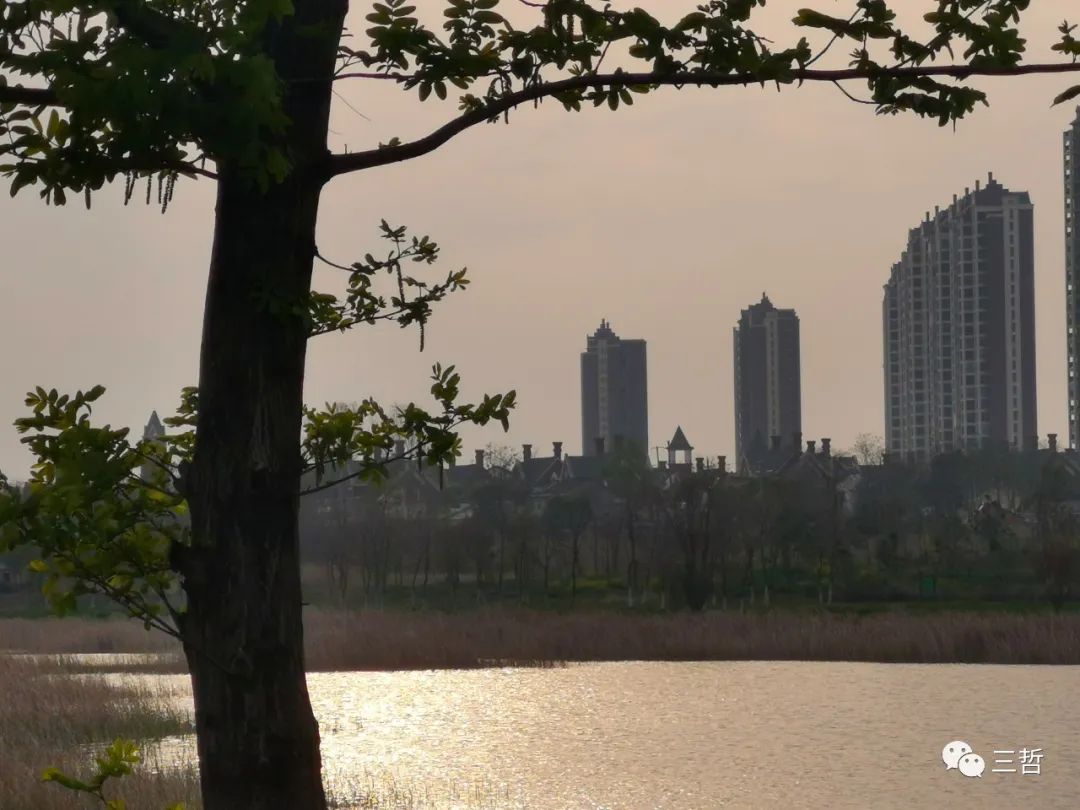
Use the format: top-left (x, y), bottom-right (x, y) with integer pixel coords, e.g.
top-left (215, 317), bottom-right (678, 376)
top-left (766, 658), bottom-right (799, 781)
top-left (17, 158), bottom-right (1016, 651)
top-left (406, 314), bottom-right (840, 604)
top-left (667, 425), bottom-right (692, 451)
top-left (143, 410), bottom-right (164, 440)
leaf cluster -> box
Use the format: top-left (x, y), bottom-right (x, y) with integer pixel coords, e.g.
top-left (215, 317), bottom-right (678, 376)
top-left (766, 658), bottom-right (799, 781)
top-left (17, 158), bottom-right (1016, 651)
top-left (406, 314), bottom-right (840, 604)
top-left (42, 738), bottom-right (185, 810)
top-left (796, 1), bottom-right (1078, 122)
top-left (301, 361), bottom-right (516, 492)
top-left (0, 385), bottom-right (190, 631)
top-left (348, 0), bottom-right (812, 115)
top-left (346, 0), bottom-right (1079, 127)
top-left (0, 0), bottom-right (293, 203)
top-left (308, 221), bottom-right (470, 343)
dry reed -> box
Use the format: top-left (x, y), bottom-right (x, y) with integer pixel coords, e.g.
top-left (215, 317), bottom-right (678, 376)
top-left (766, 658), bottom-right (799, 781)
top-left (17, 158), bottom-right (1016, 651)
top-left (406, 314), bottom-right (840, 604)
top-left (3, 610), bottom-right (1079, 675)
top-left (0, 653), bottom-right (516, 809)
top-left (0, 654), bottom-right (198, 810)
top-left (302, 608), bottom-right (1080, 669)
top-left (0, 616), bottom-right (180, 655)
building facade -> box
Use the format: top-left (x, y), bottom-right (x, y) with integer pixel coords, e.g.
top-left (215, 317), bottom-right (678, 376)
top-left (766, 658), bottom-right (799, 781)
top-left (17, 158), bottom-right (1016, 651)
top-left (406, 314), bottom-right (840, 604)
top-left (1065, 108), bottom-right (1080, 447)
top-left (580, 319), bottom-right (648, 457)
top-left (733, 293), bottom-right (801, 467)
top-left (883, 174), bottom-right (1037, 462)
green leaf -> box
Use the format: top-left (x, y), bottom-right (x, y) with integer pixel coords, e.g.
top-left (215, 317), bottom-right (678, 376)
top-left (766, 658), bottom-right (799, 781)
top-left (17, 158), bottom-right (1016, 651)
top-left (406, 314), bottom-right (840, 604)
top-left (41, 768), bottom-right (94, 792)
top-left (1053, 84), bottom-right (1080, 106)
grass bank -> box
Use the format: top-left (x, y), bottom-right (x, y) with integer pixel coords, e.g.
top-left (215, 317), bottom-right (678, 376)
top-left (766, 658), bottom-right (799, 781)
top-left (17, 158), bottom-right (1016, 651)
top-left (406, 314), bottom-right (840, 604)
top-left (3, 608), bottom-right (1079, 670)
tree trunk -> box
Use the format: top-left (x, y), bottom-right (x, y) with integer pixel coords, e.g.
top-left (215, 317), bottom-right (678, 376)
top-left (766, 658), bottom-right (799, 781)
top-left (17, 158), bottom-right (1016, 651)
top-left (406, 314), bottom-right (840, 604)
top-left (592, 525), bottom-right (600, 574)
top-left (571, 531), bottom-right (580, 605)
top-left (626, 507), bottom-right (638, 607)
top-left (422, 533), bottom-right (431, 589)
top-left (181, 174), bottom-right (327, 809)
top-left (177, 2), bottom-right (346, 808)
top-left (497, 530), bottom-right (505, 594)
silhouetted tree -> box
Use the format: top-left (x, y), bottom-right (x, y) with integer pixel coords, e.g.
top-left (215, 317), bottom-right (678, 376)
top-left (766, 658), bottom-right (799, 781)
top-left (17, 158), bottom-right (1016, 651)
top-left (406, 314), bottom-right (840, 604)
top-left (4, 3), bottom-right (1079, 806)
top-left (543, 493), bottom-right (592, 604)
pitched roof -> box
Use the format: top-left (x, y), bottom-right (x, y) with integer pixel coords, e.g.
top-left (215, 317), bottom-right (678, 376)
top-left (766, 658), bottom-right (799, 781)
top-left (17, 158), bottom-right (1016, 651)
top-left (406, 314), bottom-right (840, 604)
top-left (740, 444), bottom-right (798, 476)
top-left (563, 455), bottom-right (605, 481)
top-left (667, 426), bottom-right (692, 451)
top-left (775, 451), bottom-right (861, 485)
top-left (516, 456), bottom-right (563, 489)
top-left (444, 461), bottom-right (490, 489)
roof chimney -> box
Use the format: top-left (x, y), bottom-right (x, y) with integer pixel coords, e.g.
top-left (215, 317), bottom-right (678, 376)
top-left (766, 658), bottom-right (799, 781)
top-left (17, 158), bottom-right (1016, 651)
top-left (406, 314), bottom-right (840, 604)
top-left (988, 171), bottom-right (994, 183)
top-left (595, 436), bottom-right (605, 456)
top-left (718, 456), bottom-right (727, 473)
top-left (474, 449), bottom-right (485, 468)
top-left (806, 440), bottom-right (816, 454)
top-left (553, 441), bottom-right (563, 460)
top-left (1049, 433), bottom-right (1058, 453)
top-left (522, 444), bottom-right (532, 463)
top-left (696, 457), bottom-right (704, 472)
top-left (821, 438), bottom-right (831, 457)
top-left (770, 435), bottom-right (781, 451)
top-left (975, 178), bottom-right (981, 191)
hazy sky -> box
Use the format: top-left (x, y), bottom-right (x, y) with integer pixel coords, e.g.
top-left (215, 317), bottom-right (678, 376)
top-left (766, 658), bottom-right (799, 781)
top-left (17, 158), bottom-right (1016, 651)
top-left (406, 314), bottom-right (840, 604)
top-left (2, 1), bottom-right (1079, 478)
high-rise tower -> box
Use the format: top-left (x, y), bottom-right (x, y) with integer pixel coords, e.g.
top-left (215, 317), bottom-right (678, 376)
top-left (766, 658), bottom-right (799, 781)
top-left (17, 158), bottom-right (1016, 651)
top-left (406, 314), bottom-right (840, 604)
top-left (733, 293), bottom-right (801, 467)
top-left (580, 320), bottom-right (648, 458)
top-left (884, 174), bottom-right (1036, 461)
top-left (1065, 108), bottom-right (1080, 447)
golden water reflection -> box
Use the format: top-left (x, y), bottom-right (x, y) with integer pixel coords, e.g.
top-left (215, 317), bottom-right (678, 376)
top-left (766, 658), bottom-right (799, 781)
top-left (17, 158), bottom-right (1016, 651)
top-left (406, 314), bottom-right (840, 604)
top-left (149, 662), bottom-right (1080, 809)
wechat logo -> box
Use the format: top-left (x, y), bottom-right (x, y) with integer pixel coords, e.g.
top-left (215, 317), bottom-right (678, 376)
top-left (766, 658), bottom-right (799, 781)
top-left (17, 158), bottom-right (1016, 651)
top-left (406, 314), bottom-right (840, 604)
top-left (942, 741), bottom-right (985, 778)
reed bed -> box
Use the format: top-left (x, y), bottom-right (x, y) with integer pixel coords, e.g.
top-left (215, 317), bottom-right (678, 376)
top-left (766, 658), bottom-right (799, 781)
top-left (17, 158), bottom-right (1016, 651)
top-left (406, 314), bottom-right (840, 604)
top-left (3, 609), bottom-right (1079, 674)
top-left (303, 609), bottom-right (1080, 669)
top-left (0, 654), bottom-right (199, 810)
top-left (0, 655), bottom-right (508, 809)
top-left (0, 616), bottom-right (180, 655)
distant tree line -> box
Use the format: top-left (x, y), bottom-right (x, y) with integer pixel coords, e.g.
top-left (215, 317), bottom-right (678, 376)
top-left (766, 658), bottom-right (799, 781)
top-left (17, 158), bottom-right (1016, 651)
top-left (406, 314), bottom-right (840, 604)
top-left (296, 442), bottom-right (1080, 612)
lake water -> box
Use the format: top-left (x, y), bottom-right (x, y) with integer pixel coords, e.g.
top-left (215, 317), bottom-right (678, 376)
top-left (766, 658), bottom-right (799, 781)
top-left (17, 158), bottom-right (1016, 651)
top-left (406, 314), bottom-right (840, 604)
top-left (139, 661), bottom-right (1079, 809)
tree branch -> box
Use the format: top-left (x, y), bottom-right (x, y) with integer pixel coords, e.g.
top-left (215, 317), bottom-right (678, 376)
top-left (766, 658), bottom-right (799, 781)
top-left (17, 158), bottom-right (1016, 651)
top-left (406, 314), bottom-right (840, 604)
top-left (299, 445), bottom-right (418, 497)
top-left (325, 61), bottom-right (1080, 178)
top-left (0, 85), bottom-right (60, 107)
top-left (110, 1), bottom-right (208, 52)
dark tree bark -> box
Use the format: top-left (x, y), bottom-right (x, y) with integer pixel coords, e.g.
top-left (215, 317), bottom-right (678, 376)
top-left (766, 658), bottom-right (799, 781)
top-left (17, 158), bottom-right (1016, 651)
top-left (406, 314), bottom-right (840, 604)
top-left (174, 2), bottom-right (347, 808)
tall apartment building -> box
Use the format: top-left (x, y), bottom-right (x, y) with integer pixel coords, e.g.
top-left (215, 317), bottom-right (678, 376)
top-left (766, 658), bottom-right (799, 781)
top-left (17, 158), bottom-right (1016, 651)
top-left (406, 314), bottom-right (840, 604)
top-left (1065, 108), bottom-right (1080, 447)
top-left (883, 174), bottom-right (1037, 462)
top-left (733, 294), bottom-right (801, 466)
top-left (580, 320), bottom-right (648, 457)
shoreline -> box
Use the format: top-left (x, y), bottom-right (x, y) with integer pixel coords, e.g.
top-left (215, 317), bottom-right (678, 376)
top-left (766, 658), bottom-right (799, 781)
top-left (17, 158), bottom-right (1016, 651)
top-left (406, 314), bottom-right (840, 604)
top-left (2, 608), bottom-right (1079, 670)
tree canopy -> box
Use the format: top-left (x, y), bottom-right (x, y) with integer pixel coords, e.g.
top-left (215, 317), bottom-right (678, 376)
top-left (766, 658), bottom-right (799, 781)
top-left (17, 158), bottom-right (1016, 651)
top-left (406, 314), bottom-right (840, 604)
top-left (3, 0), bottom-right (1079, 204)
